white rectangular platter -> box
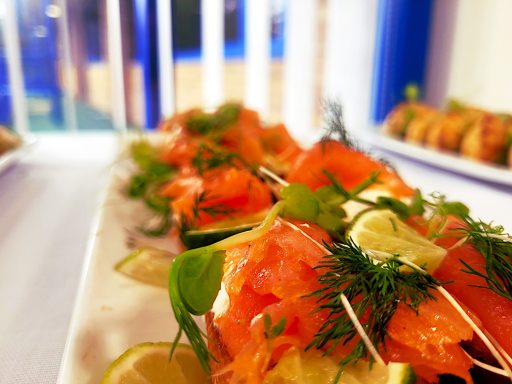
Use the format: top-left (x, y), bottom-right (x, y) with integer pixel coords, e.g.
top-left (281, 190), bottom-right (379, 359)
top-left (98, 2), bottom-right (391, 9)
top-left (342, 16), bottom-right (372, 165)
top-left (56, 155), bottom-right (184, 384)
top-left (57, 136), bottom-right (512, 384)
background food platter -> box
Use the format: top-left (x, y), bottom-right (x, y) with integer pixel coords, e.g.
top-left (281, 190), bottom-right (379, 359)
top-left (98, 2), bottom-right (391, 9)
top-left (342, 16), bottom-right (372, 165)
top-left (369, 132), bottom-right (512, 187)
top-left (0, 136), bottom-right (37, 175)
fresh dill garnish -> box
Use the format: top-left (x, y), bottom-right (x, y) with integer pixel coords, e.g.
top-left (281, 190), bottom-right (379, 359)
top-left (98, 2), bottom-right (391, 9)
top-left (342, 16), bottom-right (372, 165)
top-left (186, 103), bottom-right (241, 136)
top-left (177, 191), bottom-right (236, 241)
top-left (307, 239), bottom-right (440, 367)
top-left (458, 217), bottom-right (512, 301)
top-left (319, 100), bottom-right (397, 169)
top-left (192, 191), bottom-right (235, 218)
top-left (192, 144), bottom-right (243, 175)
top-left (321, 100), bottom-right (355, 149)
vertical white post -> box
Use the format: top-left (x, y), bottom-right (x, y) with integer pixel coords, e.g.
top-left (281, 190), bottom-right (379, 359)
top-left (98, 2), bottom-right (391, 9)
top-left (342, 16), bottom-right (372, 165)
top-left (322, 0), bottom-right (377, 132)
top-left (201, 0), bottom-right (224, 109)
top-left (157, 0), bottom-right (175, 118)
top-left (106, 0), bottom-right (127, 132)
top-left (282, 0), bottom-right (318, 141)
top-left (56, 0), bottom-right (79, 131)
top-left (245, 0), bottom-right (271, 117)
top-left (3, 0), bottom-right (29, 135)
top-left (423, 0), bottom-right (457, 108)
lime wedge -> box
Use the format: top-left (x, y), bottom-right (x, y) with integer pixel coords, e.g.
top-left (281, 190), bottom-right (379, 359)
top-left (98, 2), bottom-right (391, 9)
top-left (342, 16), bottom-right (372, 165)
top-left (347, 209), bottom-right (446, 273)
top-left (115, 247), bottom-right (175, 287)
top-left (263, 348), bottom-right (415, 384)
top-left (101, 342), bottom-right (209, 384)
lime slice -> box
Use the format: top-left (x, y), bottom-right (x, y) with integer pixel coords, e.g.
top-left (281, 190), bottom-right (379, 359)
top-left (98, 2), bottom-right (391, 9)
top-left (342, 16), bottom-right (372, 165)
top-left (263, 348), bottom-right (415, 384)
top-left (347, 209), bottom-right (446, 273)
top-left (182, 210), bottom-right (268, 248)
top-left (115, 247), bottom-right (175, 287)
top-left (101, 342), bottom-right (209, 384)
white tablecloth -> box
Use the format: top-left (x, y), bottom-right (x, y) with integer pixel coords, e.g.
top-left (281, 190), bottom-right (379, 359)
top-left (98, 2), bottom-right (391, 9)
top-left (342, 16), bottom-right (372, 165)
top-left (0, 133), bottom-right (118, 384)
top-left (0, 132), bottom-right (510, 383)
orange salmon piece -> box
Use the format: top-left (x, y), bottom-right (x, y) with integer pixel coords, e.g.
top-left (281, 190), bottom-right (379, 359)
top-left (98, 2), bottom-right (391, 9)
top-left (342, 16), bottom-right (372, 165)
top-left (159, 136), bottom-right (199, 167)
top-left (286, 140), bottom-right (414, 197)
top-left (220, 108), bottom-right (266, 164)
top-left (259, 123), bottom-right (304, 165)
top-left (385, 290), bottom-right (474, 383)
top-left (222, 220), bottom-right (330, 298)
top-left (434, 218), bottom-right (512, 357)
top-left (161, 167), bottom-right (272, 227)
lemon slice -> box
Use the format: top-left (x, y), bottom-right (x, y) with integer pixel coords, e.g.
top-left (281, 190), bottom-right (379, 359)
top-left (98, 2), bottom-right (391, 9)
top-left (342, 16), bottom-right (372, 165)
top-left (264, 348), bottom-right (415, 384)
top-left (347, 209), bottom-right (446, 273)
top-left (115, 247), bottom-right (175, 287)
top-left (101, 342), bottom-right (209, 384)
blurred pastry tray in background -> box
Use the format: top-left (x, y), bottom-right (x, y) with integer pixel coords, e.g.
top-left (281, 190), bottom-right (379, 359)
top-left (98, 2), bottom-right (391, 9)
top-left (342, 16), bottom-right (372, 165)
top-left (377, 100), bottom-right (512, 186)
top-left (0, 135), bottom-right (37, 175)
top-left (372, 132), bottom-right (512, 187)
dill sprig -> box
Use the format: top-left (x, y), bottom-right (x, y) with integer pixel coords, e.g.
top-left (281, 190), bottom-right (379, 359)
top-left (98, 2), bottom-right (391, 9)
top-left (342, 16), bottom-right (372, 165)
top-left (459, 217), bottom-right (512, 301)
top-left (192, 191), bottom-right (235, 218)
top-left (307, 240), bottom-right (440, 367)
top-left (192, 144), bottom-right (244, 175)
top-left (178, 191), bottom-right (236, 241)
top-left (321, 100), bottom-right (355, 149)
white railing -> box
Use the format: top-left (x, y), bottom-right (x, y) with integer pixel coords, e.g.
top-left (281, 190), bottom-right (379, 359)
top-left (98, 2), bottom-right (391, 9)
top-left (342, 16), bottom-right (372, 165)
top-left (9, 1), bottom-right (510, 136)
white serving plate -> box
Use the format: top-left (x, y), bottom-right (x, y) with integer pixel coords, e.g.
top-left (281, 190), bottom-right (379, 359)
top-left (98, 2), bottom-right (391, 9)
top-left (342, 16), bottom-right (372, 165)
top-left (56, 134), bottom-right (512, 383)
top-left (369, 132), bottom-right (512, 187)
top-left (56, 152), bottom-right (184, 384)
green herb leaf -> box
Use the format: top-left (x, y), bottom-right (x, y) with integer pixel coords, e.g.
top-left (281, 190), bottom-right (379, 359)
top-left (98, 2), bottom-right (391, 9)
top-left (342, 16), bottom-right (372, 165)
top-left (281, 184), bottom-right (320, 221)
top-left (375, 196), bottom-right (410, 219)
top-left (177, 247), bottom-right (226, 315)
top-left (263, 314), bottom-right (287, 339)
top-left (438, 201), bottom-right (470, 217)
top-left (128, 174), bottom-right (149, 198)
top-left (169, 257), bottom-right (212, 373)
top-left (404, 83), bottom-right (420, 102)
top-left (409, 189), bottom-right (425, 216)
top-left (187, 113), bottom-right (214, 135)
top-left (186, 103), bottom-right (241, 136)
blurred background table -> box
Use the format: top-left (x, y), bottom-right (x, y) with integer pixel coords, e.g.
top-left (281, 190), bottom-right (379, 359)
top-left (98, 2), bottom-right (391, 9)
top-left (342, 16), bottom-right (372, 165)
top-left (0, 132), bottom-right (510, 384)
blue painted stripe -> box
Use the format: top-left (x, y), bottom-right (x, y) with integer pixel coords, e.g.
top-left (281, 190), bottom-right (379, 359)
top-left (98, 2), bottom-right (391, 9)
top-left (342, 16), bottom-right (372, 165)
top-left (134, 0), bottom-right (160, 129)
top-left (371, 0), bottom-right (434, 123)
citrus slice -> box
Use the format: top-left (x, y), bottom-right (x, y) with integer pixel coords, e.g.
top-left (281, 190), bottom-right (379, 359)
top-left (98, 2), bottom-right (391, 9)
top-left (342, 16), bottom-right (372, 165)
top-left (347, 209), bottom-right (446, 273)
top-left (182, 210), bottom-right (268, 248)
top-left (263, 348), bottom-right (415, 384)
top-left (101, 342), bottom-right (209, 384)
top-left (115, 247), bottom-right (175, 287)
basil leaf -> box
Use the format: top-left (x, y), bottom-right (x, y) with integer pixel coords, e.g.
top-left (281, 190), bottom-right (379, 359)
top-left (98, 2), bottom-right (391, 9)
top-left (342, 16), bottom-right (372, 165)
top-left (177, 247), bottom-right (225, 315)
